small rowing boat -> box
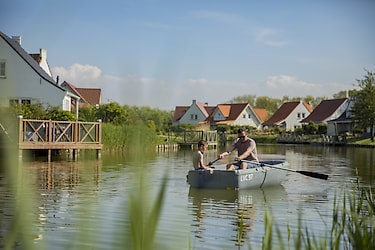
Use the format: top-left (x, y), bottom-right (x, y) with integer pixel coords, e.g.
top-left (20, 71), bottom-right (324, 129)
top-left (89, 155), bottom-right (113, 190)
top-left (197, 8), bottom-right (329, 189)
top-left (187, 160), bottom-right (289, 190)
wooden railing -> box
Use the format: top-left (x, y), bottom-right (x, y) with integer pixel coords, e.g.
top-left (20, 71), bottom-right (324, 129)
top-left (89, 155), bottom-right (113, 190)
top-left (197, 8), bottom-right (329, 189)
top-left (18, 118), bottom-right (102, 150)
top-left (174, 130), bottom-right (217, 146)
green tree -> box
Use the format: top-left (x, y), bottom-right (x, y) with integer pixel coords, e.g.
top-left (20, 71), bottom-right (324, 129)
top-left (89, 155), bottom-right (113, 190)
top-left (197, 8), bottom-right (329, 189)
top-left (255, 96), bottom-right (280, 114)
top-left (45, 106), bottom-right (76, 121)
top-left (97, 102), bottom-right (127, 125)
top-left (351, 70), bottom-right (375, 141)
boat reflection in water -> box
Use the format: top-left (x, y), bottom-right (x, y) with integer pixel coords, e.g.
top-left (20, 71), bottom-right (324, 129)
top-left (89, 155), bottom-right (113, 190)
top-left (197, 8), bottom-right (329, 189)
top-left (188, 186), bottom-right (288, 248)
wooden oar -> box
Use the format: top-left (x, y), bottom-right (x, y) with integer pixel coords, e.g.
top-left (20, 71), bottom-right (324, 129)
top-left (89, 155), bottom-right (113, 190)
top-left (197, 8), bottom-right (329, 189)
top-left (242, 160), bottom-right (328, 180)
top-left (208, 158), bottom-right (220, 166)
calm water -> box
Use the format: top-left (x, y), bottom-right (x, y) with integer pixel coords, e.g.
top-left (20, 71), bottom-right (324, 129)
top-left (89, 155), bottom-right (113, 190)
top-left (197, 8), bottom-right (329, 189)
top-left (0, 144), bottom-right (374, 249)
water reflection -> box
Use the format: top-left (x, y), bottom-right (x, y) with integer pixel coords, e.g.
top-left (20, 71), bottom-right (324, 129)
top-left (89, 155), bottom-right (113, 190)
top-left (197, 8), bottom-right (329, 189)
top-left (188, 186), bottom-right (288, 248)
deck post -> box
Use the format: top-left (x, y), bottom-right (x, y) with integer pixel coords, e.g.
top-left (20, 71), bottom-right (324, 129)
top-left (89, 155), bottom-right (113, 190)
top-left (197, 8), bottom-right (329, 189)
top-left (48, 149), bottom-right (51, 162)
top-left (72, 149), bottom-right (77, 161)
top-left (17, 115), bottom-right (23, 161)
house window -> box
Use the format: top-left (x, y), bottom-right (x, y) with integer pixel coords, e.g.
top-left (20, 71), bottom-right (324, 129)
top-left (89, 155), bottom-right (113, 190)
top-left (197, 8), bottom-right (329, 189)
top-left (248, 114), bottom-right (251, 119)
top-left (190, 114), bottom-right (198, 120)
top-left (297, 113), bottom-right (301, 119)
top-left (243, 114), bottom-right (246, 119)
top-left (21, 99), bottom-right (31, 105)
top-left (302, 113), bottom-right (305, 118)
top-left (0, 60), bottom-right (6, 78)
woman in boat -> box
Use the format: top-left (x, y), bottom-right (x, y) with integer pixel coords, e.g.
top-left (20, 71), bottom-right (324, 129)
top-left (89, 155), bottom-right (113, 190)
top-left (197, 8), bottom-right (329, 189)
top-left (192, 140), bottom-right (214, 170)
top-left (218, 128), bottom-right (259, 170)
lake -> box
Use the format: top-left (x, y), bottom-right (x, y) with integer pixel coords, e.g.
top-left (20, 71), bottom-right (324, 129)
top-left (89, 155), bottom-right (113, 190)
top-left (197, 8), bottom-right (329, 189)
top-left (0, 144), bottom-right (374, 249)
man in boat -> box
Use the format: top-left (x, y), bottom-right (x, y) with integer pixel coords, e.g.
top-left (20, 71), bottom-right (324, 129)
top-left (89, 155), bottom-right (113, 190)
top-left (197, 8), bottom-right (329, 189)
top-left (192, 140), bottom-right (214, 170)
top-left (218, 128), bottom-right (259, 170)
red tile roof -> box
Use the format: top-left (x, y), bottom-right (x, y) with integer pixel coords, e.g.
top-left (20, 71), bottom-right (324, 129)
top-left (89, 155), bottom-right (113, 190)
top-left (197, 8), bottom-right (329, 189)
top-left (172, 106), bottom-right (189, 122)
top-left (253, 108), bottom-right (268, 123)
top-left (208, 103), bottom-right (249, 124)
top-left (263, 101), bottom-right (310, 125)
top-left (76, 88), bottom-right (101, 105)
top-left (61, 81), bottom-right (87, 102)
top-left (301, 98), bottom-right (348, 123)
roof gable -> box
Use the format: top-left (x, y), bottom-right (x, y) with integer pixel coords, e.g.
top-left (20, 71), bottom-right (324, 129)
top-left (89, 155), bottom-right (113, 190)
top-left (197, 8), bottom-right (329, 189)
top-left (253, 108), bottom-right (268, 123)
top-left (0, 32), bottom-right (62, 90)
top-left (61, 81), bottom-right (87, 102)
top-left (217, 104), bottom-right (231, 117)
top-left (208, 103), bottom-right (250, 124)
top-left (172, 106), bottom-right (189, 122)
top-left (301, 98), bottom-right (348, 123)
top-left (263, 101), bottom-right (301, 125)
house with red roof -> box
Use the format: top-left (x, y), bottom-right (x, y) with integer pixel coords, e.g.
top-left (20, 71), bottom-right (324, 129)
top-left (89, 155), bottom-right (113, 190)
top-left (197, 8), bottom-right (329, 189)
top-left (172, 100), bottom-right (215, 125)
top-left (300, 98), bottom-right (349, 124)
top-left (60, 81), bottom-right (102, 107)
top-left (172, 100), bottom-right (266, 130)
top-left (208, 103), bottom-right (266, 129)
top-left (0, 32), bottom-right (80, 117)
top-left (262, 101), bottom-right (313, 131)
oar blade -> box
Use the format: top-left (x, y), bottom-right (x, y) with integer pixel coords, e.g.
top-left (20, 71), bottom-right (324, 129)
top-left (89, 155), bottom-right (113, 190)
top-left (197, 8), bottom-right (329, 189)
top-left (297, 170), bottom-right (328, 180)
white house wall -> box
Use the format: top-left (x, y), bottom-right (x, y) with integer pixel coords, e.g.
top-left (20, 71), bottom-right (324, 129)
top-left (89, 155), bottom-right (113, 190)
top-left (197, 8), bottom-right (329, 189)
top-left (213, 109), bottom-right (226, 121)
top-left (284, 104), bottom-right (309, 131)
top-left (232, 107), bottom-right (260, 128)
top-left (179, 104), bottom-right (207, 125)
top-left (0, 37), bottom-right (67, 109)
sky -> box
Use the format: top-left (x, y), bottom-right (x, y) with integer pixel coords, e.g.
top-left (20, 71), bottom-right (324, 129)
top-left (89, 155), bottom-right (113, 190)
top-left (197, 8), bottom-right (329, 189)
top-left (1, 0), bottom-right (374, 110)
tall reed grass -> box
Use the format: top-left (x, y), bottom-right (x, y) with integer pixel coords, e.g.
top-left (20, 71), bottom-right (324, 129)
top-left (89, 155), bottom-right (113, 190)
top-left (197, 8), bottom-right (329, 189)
top-left (101, 123), bottom-right (159, 151)
top-left (261, 187), bottom-right (374, 250)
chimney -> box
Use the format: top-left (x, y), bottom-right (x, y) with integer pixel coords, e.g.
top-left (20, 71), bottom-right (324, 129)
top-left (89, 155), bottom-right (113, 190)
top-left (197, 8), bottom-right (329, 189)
top-left (12, 36), bottom-right (21, 45)
top-left (192, 99), bottom-right (196, 104)
top-left (40, 48), bottom-right (47, 61)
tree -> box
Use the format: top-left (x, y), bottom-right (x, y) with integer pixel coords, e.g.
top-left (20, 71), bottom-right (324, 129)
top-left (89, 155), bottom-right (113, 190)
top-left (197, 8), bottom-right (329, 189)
top-left (351, 70), bottom-right (375, 141)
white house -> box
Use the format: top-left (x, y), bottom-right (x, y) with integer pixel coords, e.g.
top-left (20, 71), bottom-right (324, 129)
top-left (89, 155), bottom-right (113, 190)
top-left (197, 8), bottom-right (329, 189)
top-left (263, 101), bottom-right (313, 131)
top-left (173, 100), bottom-right (215, 125)
top-left (0, 32), bottom-right (79, 116)
top-left (209, 103), bottom-right (266, 130)
top-left (173, 100), bottom-right (267, 130)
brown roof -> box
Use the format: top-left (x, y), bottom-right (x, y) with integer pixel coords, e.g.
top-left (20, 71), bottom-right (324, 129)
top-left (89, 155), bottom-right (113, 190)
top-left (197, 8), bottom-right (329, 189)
top-left (253, 108), bottom-right (268, 123)
top-left (208, 103), bottom-right (249, 124)
top-left (172, 106), bottom-right (189, 122)
top-left (263, 101), bottom-right (310, 125)
top-left (301, 98), bottom-right (348, 123)
top-left (76, 88), bottom-right (101, 105)
top-left (61, 81), bottom-right (87, 102)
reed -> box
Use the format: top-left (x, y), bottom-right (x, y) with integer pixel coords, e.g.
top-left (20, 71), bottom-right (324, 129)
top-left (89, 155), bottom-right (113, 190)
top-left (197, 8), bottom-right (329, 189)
top-left (101, 123), bottom-right (159, 151)
top-left (262, 187), bottom-right (374, 249)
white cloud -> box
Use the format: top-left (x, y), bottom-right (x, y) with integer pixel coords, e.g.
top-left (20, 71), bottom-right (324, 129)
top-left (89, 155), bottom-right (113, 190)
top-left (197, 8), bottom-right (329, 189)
top-left (264, 75), bottom-right (351, 98)
top-left (52, 64), bottom-right (352, 110)
top-left (53, 64), bottom-right (101, 86)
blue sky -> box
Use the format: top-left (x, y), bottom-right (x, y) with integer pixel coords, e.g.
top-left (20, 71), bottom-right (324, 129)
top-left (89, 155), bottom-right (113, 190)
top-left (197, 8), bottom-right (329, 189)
top-left (1, 0), bottom-right (374, 110)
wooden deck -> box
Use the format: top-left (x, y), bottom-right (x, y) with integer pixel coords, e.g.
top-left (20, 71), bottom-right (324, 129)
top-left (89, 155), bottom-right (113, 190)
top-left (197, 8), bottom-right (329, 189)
top-left (176, 130), bottom-right (217, 149)
top-left (15, 117), bottom-right (102, 161)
